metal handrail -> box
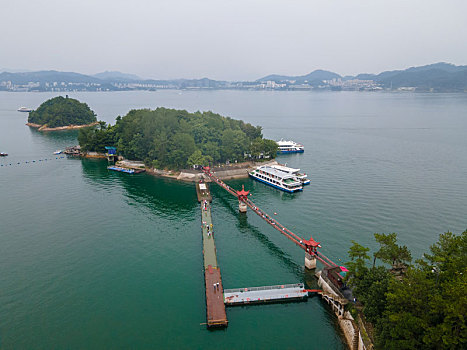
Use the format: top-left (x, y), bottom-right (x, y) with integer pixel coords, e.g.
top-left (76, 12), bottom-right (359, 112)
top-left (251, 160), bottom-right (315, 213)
top-left (224, 283), bottom-right (304, 294)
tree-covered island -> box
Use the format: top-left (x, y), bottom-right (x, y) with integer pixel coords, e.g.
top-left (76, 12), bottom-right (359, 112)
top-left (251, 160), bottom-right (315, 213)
top-left (345, 230), bottom-right (466, 349)
top-left (27, 96), bottom-right (98, 130)
top-left (78, 107), bottom-right (278, 169)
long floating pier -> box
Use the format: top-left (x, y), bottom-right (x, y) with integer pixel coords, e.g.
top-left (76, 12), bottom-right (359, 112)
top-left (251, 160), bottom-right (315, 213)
top-left (224, 283), bottom-right (309, 306)
top-left (196, 182), bottom-right (228, 328)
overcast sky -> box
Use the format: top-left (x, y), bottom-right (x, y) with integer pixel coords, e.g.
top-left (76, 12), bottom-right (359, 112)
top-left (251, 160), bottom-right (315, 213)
top-left (1, 0), bottom-right (466, 80)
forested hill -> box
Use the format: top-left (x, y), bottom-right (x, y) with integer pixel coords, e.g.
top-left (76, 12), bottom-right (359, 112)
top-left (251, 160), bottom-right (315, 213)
top-left (78, 108), bottom-right (278, 169)
top-left (345, 230), bottom-right (467, 349)
top-left (28, 96), bottom-right (97, 128)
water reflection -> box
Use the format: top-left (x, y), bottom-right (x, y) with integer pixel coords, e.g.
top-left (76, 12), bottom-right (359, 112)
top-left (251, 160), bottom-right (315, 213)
top-left (28, 127), bottom-right (79, 148)
top-left (214, 189), bottom-right (304, 278)
top-left (80, 158), bottom-right (198, 217)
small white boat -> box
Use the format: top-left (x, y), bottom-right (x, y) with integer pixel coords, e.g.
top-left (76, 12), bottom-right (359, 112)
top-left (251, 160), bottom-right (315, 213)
top-left (53, 150), bottom-right (62, 155)
top-left (270, 164), bottom-right (311, 185)
top-left (276, 139), bottom-right (304, 153)
top-left (249, 165), bottom-right (303, 192)
top-left (17, 107), bottom-right (33, 112)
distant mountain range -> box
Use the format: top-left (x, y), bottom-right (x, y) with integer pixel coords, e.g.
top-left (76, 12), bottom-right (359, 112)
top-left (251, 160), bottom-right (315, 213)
top-left (257, 69), bottom-right (341, 85)
top-left (354, 63), bottom-right (467, 91)
top-left (0, 70), bottom-right (223, 89)
top-left (257, 62), bottom-right (467, 91)
top-left (1, 63), bottom-right (466, 92)
top-left (92, 71), bottom-right (142, 81)
top-left (0, 70), bottom-right (103, 85)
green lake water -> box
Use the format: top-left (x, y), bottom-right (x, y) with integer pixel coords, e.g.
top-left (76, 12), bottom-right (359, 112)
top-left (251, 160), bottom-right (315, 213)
top-left (1, 91), bottom-right (466, 349)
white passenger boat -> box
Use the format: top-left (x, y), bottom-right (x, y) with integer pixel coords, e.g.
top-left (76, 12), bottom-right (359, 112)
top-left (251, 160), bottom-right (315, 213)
top-left (270, 164), bottom-right (311, 185)
top-left (276, 139), bottom-right (304, 154)
top-left (53, 150), bottom-right (62, 155)
top-left (17, 107), bottom-right (33, 112)
top-left (249, 165), bottom-right (303, 192)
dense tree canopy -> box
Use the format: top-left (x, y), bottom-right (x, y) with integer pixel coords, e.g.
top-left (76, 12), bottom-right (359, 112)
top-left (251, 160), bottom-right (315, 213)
top-left (346, 230), bottom-right (467, 350)
top-left (78, 107), bottom-right (277, 169)
top-left (28, 96), bottom-right (97, 128)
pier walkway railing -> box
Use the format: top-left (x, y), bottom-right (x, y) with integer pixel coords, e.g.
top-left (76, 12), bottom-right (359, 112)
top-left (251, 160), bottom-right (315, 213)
top-left (202, 167), bottom-right (339, 269)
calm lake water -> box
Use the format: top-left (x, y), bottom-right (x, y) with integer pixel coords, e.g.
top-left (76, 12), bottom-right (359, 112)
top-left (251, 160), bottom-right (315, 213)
top-left (1, 91), bottom-right (466, 349)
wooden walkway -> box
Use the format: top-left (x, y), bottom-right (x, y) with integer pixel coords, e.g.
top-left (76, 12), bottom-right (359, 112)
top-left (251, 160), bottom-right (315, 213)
top-left (198, 183), bottom-right (227, 328)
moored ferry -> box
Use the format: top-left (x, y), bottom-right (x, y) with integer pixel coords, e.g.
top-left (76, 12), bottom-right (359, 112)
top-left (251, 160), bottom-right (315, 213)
top-left (17, 107), bottom-right (33, 112)
top-left (276, 139), bottom-right (304, 154)
top-left (249, 165), bottom-right (303, 192)
top-left (270, 164), bottom-right (311, 185)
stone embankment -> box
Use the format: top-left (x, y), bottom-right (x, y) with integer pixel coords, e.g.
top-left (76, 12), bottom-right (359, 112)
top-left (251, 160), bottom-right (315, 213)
top-left (176, 160), bottom-right (278, 182)
top-left (316, 270), bottom-right (373, 350)
top-left (73, 153), bottom-right (279, 182)
top-left (84, 152), bottom-right (107, 159)
top-left (26, 122), bottom-right (99, 131)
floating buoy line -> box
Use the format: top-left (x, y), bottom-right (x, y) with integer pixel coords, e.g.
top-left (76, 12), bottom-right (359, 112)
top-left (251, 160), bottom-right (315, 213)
top-left (0, 156), bottom-right (66, 167)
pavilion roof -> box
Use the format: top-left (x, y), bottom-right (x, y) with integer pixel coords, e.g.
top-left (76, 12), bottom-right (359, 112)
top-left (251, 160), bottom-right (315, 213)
top-left (236, 185), bottom-right (249, 197)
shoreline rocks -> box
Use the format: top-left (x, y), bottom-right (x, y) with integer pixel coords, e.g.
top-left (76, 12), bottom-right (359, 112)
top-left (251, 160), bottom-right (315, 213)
top-left (127, 159), bottom-right (279, 182)
top-left (26, 122), bottom-right (99, 131)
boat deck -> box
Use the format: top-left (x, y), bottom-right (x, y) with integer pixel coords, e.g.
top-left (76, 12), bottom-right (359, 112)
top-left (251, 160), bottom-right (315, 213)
top-left (224, 283), bottom-right (308, 306)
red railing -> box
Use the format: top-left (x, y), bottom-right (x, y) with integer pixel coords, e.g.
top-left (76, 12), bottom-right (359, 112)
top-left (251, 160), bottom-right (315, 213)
top-left (202, 167), bottom-right (338, 268)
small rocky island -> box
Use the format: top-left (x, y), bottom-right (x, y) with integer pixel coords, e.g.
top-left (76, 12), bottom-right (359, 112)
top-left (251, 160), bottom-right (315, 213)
top-left (27, 96), bottom-right (98, 131)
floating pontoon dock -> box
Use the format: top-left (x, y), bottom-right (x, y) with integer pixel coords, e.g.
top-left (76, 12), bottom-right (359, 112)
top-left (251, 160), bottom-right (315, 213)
top-left (224, 283), bottom-right (310, 306)
top-left (107, 165), bottom-right (145, 174)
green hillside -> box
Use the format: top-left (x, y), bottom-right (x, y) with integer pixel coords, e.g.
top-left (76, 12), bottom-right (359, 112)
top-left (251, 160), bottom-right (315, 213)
top-left (78, 107), bottom-right (277, 169)
top-left (28, 96), bottom-right (97, 128)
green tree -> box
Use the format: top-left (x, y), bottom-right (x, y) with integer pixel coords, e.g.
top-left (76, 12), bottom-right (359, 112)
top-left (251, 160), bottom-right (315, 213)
top-left (261, 139), bottom-right (279, 157)
top-left (221, 129), bottom-right (246, 161)
top-left (357, 266), bottom-right (391, 323)
top-left (373, 233), bottom-right (412, 268)
top-left (249, 138), bottom-right (264, 158)
top-left (167, 133), bottom-right (196, 169)
top-left (187, 149), bottom-right (212, 167)
top-left (376, 230), bottom-right (467, 350)
top-left (377, 267), bottom-right (433, 350)
top-left (78, 121), bottom-right (115, 153)
top-left (203, 142), bottom-right (221, 163)
top-left (346, 240), bottom-right (370, 284)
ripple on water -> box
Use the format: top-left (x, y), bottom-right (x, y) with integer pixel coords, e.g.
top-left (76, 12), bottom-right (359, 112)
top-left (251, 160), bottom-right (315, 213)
top-left (2, 91), bottom-right (467, 349)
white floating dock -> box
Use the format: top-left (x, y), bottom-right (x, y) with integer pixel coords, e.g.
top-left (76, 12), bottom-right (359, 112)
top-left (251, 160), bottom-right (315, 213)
top-left (224, 283), bottom-right (308, 305)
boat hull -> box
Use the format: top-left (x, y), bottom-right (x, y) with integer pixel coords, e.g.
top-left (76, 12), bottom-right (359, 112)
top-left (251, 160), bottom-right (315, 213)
top-left (249, 173), bottom-right (302, 193)
top-left (108, 166), bottom-right (135, 174)
top-left (278, 149), bottom-right (304, 154)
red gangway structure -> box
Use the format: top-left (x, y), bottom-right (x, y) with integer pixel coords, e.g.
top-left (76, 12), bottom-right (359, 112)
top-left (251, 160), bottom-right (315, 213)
top-left (202, 167), bottom-right (339, 269)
